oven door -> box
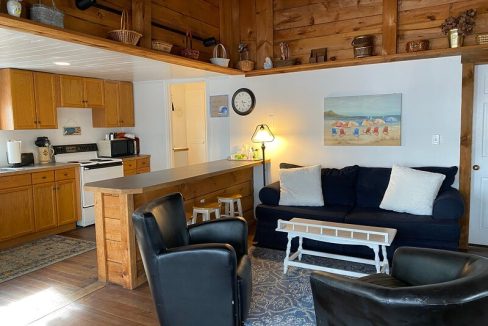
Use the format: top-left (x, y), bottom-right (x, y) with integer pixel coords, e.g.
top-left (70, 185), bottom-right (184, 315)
top-left (81, 164), bottom-right (124, 208)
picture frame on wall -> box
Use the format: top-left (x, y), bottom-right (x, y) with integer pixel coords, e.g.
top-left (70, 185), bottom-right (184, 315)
top-left (324, 93), bottom-right (402, 146)
top-left (210, 95), bottom-right (229, 117)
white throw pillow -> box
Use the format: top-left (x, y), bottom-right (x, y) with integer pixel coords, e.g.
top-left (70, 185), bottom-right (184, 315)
top-left (380, 165), bottom-right (446, 215)
top-left (279, 165), bottom-right (324, 206)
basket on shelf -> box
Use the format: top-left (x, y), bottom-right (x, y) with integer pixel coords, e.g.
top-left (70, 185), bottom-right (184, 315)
top-left (107, 10), bottom-right (142, 46)
top-left (237, 60), bottom-right (255, 72)
top-left (30, 0), bottom-right (64, 28)
top-left (210, 43), bottom-right (230, 67)
top-left (152, 40), bottom-right (173, 53)
top-left (181, 31), bottom-right (199, 60)
top-left (476, 34), bottom-right (488, 45)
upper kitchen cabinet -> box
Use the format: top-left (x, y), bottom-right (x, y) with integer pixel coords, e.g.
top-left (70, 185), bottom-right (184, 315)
top-left (92, 81), bottom-right (134, 128)
top-left (58, 75), bottom-right (104, 109)
top-left (0, 69), bottom-right (57, 130)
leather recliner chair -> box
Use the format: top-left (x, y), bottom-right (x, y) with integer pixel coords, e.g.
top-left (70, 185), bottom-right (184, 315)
top-left (132, 192), bottom-right (252, 326)
top-left (310, 247), bottom-right (488, 326)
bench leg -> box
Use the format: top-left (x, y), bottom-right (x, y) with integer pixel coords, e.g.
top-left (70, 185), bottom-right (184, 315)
top-left (372, 245), bottom-right (380, 273)
top-left (298, 236), bottom-right (303, 261)
top-left (284, 234), bottom-right (292, 274)
top-left (381, 245), bottom-right (389, 274)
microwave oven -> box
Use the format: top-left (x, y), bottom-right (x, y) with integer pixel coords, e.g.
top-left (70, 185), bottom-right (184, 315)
top-left (98, 139), bottom-right (136, 157)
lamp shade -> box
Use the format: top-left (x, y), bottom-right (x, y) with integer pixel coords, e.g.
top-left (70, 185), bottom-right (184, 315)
top-left (251, 124), bottom-right (274, 143)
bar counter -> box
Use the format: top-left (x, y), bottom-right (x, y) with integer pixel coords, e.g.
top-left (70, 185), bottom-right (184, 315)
top-left (85, 159), bottom-right (262, 289)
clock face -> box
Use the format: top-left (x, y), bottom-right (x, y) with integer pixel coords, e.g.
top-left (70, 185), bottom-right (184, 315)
top-left (232, 88), bottom-right (256, 116)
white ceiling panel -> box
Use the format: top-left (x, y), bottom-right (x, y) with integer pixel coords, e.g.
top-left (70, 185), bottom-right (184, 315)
top-left (0, 28), bottom-right (223, 81)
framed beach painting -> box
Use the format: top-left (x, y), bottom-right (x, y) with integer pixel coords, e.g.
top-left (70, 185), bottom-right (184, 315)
top-left (324, 93), bottom-right (402, 146)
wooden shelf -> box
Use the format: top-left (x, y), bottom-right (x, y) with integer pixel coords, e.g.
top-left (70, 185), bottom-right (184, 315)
top-left (245, 44), bottom-right (488, 77)
top-left (0, 14), bottom-right (243, 76)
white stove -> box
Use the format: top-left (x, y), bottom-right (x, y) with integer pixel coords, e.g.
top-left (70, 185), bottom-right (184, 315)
top-left (53, 143), bottom-right (124, 227)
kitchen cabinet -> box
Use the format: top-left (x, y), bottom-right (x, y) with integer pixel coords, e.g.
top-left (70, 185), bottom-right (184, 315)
top-left (58, 75), bottom-right (104, 109)
top-left (122, 155), bottom-right (151, 176)
top-left (92, 81), bottom-right (135, 128)
top-left (0, 69), bottom-right (57, 130)
top-left (0, 166), bottom-right (79, 249)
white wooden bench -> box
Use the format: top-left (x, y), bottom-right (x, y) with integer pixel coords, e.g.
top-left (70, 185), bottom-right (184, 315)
top-left (276, 218), bottom-right (397, 278)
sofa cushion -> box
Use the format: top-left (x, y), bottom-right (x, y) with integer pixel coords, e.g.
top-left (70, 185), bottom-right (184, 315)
top-left (356, 166), bottom-right (458, 208)
top-left (345, 207), bottom-right (460, 242)
top-left (356, 167), bottom-right (391, 208)
top-left (255, 204), bottom-right (350, 225)
top-left (280, 163), bottom-right (359, 206)
top-left (414, 166), bottom-right (458, 192)
top-left (380, 165), bottom-right (445, 215)
top-left (279, 165), bottom-right (324, 206)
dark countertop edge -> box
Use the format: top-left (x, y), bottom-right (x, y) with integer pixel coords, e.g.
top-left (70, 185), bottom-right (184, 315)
top-left (0, 163), bottom-right (80, 176)
top-left (84, 159), bottom-right (265, 195)
top-left (100, 154), bottom-right (151, 160)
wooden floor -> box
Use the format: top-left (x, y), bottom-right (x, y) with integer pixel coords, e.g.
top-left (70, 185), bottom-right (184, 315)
top-left (0, 225), bottom-right (486, 325)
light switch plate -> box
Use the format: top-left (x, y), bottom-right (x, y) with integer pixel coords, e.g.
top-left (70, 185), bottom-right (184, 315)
top-left (432, 134), bottom-right (440, 145)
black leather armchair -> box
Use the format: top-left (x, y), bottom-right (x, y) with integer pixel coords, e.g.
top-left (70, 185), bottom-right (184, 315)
top-left (310, 247), bottom-right (488, 326)
top-left (132, 192), bottom-right (251, 326)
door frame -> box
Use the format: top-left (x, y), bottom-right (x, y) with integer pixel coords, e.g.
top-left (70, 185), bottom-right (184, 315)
top-left (165, 79), bottom-right (209, 168)
top-left (459, 56), bottom-right (488, 249)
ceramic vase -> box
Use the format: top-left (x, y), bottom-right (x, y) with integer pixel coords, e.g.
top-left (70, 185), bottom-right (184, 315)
top-left (448, 29), bottom-right (464, 48)
top-left (7, 0), bottom-right (22, 17)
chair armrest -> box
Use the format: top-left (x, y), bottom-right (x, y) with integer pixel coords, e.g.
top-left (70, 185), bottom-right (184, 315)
top-left (432, 187), bottom-right (464, 220)
top-left (152, 243), bottom-right (238, 326)
top-left (259, 181), bottom-right (280, 205)
top-left (188, 217), bottom-right (248, 257)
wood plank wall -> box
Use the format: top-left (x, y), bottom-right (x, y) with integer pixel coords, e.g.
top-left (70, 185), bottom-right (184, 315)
top-left (239, 0), bottom-right (488, 65)
top-left (12, 0), bottom-right (222, 62)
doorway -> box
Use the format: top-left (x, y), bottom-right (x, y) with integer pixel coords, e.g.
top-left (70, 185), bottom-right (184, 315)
top-left (469, 64), bottom-right (488, 245)
top-left (169, 81), bottom-right (207, 168)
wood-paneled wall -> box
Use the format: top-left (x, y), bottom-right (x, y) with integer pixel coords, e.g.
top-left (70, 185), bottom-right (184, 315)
top-left (238, 0), bottom-right (488, 66)
top-left (11, 0), bottom-right (223, 62)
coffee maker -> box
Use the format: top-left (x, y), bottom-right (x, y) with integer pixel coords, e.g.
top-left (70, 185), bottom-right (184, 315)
top-left (35, 137), bottom-right (54, 164)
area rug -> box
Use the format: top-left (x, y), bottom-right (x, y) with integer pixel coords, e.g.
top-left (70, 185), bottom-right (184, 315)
top-left (245, 247), bottom-right (376, 326)
top-left (0, 235), bottom-right (96, 284)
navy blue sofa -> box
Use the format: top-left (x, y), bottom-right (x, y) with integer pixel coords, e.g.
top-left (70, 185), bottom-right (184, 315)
top-left (254, 164), bottom-right (464, 259)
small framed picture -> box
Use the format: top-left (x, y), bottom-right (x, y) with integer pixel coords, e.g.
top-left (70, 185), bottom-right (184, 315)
top-left (63, 127), bottom-right (81, 136)
top-left (210, 95), bottom-right (229, 117)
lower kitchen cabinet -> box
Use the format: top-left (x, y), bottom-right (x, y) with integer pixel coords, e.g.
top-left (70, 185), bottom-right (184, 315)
top-left (122, 155), bottom-right (151, 176)
top-left (0, 166), bottom-right (80, 249)
top-left (56, 179), bottom-right (78, 226)
top-left (0, 186), bottom-right (35, 241)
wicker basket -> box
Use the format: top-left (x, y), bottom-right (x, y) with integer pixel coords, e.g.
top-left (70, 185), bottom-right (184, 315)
top-left (108, 10), bottom-right (142, 46)
top-left (237, 60), bottom-right (255, 72)
top-left (30, 0), bottom-right (64, 28)
top-left (181, 31), bottom-right (199, 59)
top-left (476, 34), bottom-right (488, 45)
top-left (152, 40), bottom-right (173, 53)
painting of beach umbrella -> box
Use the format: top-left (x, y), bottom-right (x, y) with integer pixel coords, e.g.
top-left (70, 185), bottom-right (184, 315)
top-left (324, 93), bottom-right (402, 146)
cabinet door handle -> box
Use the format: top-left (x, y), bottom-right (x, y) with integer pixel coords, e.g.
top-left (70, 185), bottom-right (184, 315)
top-left (64, 173), bottom-right (68, 176)
top-left (42, 176), bottom-right (46, 179)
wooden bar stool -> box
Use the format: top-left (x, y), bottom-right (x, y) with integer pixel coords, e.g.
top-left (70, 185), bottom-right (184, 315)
top-left (192, 201), bottom-right (221, 224)
top-left (218, 194), bottom-right (243, 217)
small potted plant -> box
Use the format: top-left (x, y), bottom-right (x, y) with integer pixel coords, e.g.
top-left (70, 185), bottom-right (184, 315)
top-left (441, 9), bottom-right (476, 48)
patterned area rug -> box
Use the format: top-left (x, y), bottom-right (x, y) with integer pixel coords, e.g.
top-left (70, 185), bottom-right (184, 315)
top-left (0, 235), bottom-right (96, 284)
top-left (245, 247), bottom-right (376, 326)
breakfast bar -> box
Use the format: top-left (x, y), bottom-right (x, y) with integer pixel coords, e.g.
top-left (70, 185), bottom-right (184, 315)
top-left (84, 159), bottom-right (262, 289)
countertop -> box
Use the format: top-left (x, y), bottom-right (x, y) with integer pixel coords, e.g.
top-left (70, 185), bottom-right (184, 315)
top-left (84, 159), bottom-right (264, 195)
top-left (0, 162), bottom-right (80, 176)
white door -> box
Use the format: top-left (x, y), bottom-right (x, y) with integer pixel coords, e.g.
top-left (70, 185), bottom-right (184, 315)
top-left (169, 82), bottom-right (207, 168)
top-left (469, 64), bottom-right (488, 245)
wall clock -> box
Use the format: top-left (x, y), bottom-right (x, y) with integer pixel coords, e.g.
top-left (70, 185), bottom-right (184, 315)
top-left (232, 88), bottom-right (256, 116)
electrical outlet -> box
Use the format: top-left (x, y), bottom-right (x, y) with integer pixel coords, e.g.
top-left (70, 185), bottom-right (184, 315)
top-left (432, 135), bottom-right (440, 145)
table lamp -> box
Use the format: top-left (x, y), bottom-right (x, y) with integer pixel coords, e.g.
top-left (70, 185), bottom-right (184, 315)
top-left (251, 124), bottom-right (274, 185)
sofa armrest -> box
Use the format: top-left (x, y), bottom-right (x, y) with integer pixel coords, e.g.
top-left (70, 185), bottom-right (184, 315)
top-left (259, 181), bottom-right (280, 205)
top-left (432, 187), bottom-right (464, 221)
top-left (188, 217), bottom-right (248, 257)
